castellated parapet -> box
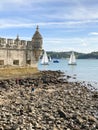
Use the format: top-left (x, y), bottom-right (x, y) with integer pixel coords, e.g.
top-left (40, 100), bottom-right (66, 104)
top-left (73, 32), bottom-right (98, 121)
top-left (0, 26), bottom-right (42, 68)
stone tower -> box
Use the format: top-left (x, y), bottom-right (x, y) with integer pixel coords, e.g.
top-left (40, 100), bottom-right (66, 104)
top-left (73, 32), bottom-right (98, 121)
top-left (0, 26), bottom-right (43, 68)
top-left (32, 25), bottom-right (43, 61)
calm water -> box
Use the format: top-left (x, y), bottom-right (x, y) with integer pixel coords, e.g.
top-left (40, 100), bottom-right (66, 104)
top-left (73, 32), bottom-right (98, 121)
top-left (38, 59), bottom-right (98, 90)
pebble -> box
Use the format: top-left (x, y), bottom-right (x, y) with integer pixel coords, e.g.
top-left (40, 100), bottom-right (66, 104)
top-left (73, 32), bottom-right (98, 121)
top-left (0, 70), bottom-right (98, 129)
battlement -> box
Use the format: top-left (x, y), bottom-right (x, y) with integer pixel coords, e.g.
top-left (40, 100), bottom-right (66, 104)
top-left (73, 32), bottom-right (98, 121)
top-left (0, 37), bottom-right (27, 49)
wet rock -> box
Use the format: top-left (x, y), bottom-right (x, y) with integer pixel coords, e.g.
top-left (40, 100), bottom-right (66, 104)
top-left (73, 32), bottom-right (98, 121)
top-left (0, 70), bottom-right (98, 129)
top-left (10, 124), bottom-right (19, 130)
top-left (76, 115), bottom-right (84, 124)
top-left (88, 115), bottom-right (98, 123)
top-left (58, 109), bottom-right (67, 119)
top-left (92, 93), bottom-right (98, 98)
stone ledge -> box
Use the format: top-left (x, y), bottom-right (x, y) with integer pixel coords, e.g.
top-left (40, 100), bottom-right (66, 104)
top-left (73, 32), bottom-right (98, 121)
top-left (0, 67), bottom-right (39, 79)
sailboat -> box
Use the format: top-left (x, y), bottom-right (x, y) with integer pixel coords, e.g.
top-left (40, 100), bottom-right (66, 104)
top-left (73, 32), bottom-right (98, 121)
top-left (48, 56), bottom-right (52, 62)
top-left (41, 51), bottom-right (49, 65)
top-left (68, 51), bottom-right (77, 65)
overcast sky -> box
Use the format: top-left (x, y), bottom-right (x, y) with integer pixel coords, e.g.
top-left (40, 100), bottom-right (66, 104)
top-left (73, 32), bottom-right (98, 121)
top-left (0, 0), bottom-right (98, 53)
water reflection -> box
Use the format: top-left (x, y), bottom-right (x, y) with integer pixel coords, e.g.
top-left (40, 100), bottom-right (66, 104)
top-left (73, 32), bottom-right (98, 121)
top-left (40, 64), bottom-right (48, 71)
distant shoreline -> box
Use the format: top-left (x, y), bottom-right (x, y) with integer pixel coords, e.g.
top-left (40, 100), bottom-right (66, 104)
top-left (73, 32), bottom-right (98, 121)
top-left (47, 51), bottom-right (98, 59)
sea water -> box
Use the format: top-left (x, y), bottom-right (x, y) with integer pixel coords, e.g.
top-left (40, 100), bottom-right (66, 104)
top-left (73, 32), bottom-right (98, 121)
top-left (38, 59), bottom-right (98, 90)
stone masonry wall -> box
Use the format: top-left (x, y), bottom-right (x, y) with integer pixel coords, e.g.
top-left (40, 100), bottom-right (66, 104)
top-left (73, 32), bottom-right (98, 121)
top-left (0, 26), bottom-right (43, 68)
top-left (0, 48), bottom-right (26, 67)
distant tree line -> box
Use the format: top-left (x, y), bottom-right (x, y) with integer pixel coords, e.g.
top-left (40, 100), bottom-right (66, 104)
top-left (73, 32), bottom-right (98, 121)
top-left (46, 51), bottom-right (98, 59)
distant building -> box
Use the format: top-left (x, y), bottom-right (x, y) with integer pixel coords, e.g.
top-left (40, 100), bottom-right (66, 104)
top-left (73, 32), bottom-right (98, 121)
top-left (0, 26), bottom-right (42, 68)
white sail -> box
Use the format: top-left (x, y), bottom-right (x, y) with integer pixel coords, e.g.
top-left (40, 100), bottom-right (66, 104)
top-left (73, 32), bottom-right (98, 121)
top-left (49, 56), bottom-right (52, 61)
top-left (68, 51), bottom-right (76, 65)
top-left (41, 51), bottom-right (49, 65)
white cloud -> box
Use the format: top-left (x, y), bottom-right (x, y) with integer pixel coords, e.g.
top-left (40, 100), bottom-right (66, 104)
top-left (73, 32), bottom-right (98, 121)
top-left (0, 0), bottom-right (98, 29)
top-left (0, 0), bottom-right (98, 21)
top-left (89, 32), bottom-right (98, 36)
top-left (81, 42), bottom-right (88, 46)
top-left (0, 18), bottom-right (97, 29)
top-left (43, 36), bottom-right (98, 53)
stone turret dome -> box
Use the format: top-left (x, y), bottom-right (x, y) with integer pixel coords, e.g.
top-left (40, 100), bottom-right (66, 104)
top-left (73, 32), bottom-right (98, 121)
top-left (32, 26), bottom-right (42, 39)
top-left (15, 34), bottom-right (20, 41)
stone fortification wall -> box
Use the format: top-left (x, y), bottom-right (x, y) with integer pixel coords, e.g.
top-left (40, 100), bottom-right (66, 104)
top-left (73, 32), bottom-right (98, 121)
top-left (0, 37), bottom-right (27, 67)
top-left (0, 26), bottom-right (43, 68)
top-left (0, 49), bottom-right (26, 67)
top-left (0, 37), bottom-right (26, 49)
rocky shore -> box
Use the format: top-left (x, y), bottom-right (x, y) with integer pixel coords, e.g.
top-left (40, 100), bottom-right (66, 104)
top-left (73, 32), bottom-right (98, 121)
top-left (0, 70), bottom-right (98, 130)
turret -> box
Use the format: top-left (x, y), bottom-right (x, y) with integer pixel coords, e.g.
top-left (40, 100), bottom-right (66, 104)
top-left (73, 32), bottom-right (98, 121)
top-left (16, 34), bottom-right (20, 41)
top-left (14, 34), bottom-right (20, 44)
top-left (32, 26), bottom-right (43, 60)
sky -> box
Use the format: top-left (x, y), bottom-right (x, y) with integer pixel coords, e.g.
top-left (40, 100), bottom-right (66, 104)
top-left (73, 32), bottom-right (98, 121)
top-left (0, 0), bottom-right (98, 53)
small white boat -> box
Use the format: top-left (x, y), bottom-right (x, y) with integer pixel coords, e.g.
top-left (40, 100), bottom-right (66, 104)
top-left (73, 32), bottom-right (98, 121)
top-left (68, 51), bottom-right (77, 65)
top-left (41, 51), bottom-right (49, 65)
